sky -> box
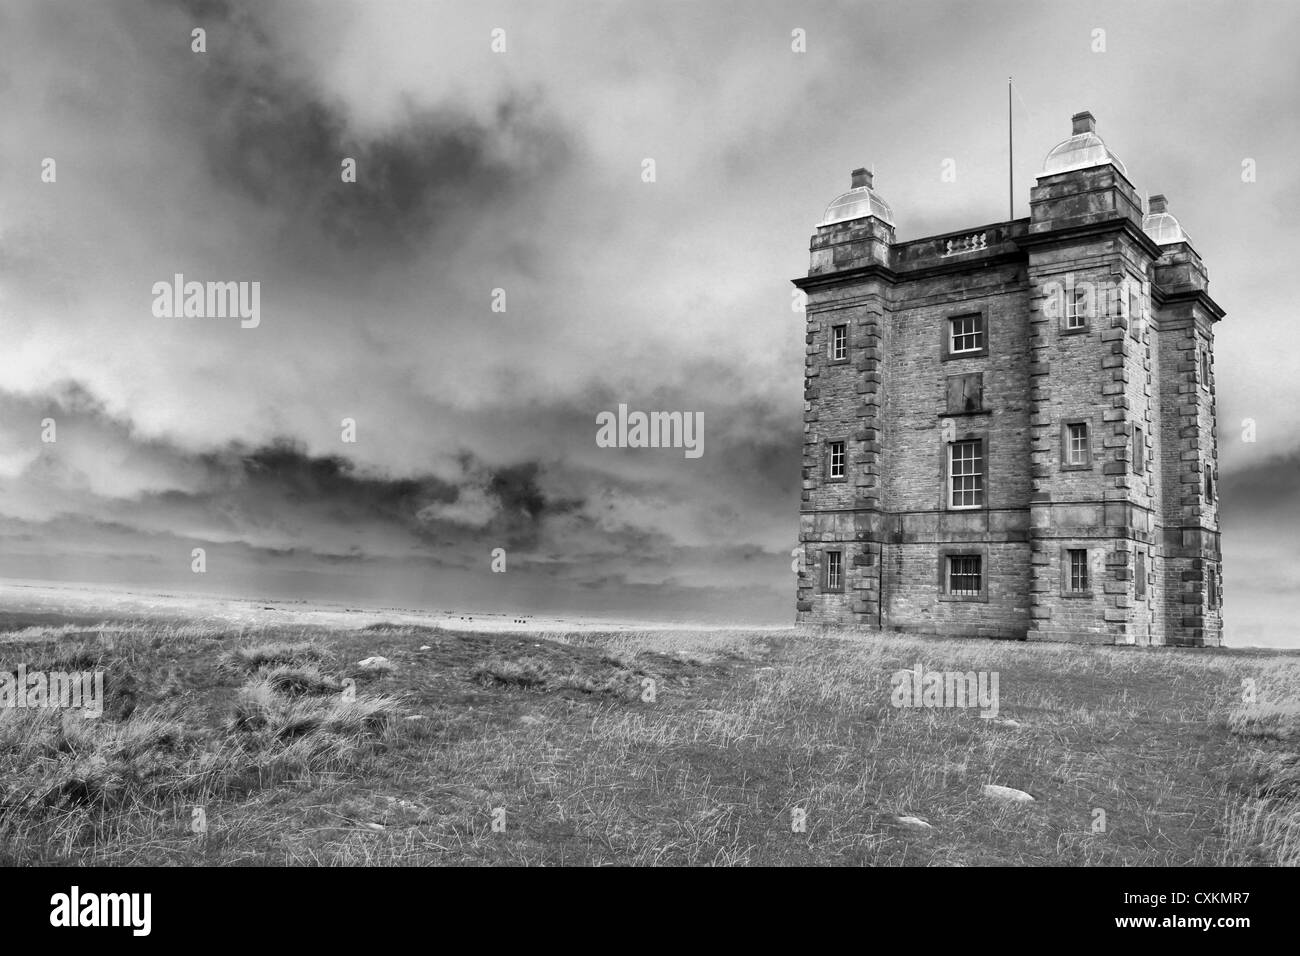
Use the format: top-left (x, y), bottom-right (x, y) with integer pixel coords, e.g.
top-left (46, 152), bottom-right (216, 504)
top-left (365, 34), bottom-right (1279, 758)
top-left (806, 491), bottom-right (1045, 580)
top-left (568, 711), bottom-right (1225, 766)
top-left (0, 0), bottom-right (1296, 643)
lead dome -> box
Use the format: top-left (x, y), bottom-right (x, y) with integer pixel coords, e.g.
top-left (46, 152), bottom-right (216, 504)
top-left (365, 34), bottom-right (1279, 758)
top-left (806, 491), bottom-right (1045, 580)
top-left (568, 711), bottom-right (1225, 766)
top-left (821, 168), bottom-right (895, 227)
top-left (1041, 111), bottom-right (1128, 178)
top-left (1142, 195), bottom-right (1191, 245)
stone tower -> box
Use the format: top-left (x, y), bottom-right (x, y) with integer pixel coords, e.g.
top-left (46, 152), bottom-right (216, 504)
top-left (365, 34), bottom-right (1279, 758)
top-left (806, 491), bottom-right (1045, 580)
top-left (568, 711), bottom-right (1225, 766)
top-left (793, 112), bottom-right (1223, 646)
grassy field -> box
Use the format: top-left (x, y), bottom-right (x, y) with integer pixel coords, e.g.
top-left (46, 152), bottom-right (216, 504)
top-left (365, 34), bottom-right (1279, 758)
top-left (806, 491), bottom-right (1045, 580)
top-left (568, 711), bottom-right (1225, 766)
top-left (1, 617), bottom-right (1297, 865)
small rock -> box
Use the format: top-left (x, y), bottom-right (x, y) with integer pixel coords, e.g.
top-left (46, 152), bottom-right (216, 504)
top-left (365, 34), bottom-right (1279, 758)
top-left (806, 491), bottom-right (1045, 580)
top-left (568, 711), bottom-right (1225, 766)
top-left (982, 784), bottom-right (1034, 802)
top-left (418, 645), bottom-right (432, 651)
top-left (360, 821), bottom-right (386, 831)
top-left (357, 656), bottom-right (392, 670)
top-left (897, 815), bottom-right (933, 830)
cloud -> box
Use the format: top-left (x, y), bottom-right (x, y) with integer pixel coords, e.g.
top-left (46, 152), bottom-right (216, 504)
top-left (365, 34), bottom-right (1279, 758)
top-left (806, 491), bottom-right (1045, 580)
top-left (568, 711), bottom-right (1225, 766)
top-left (174, 1), bottom-right (570, 270)
top-left (0, 365), bottom-right (799, 622)
top-left (0, 382), bottom-right (586, 559)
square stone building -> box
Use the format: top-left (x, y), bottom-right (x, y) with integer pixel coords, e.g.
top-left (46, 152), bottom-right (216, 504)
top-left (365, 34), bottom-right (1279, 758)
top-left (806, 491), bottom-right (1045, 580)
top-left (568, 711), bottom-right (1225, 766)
top-left (793, 112), bottom-right (1224, 646)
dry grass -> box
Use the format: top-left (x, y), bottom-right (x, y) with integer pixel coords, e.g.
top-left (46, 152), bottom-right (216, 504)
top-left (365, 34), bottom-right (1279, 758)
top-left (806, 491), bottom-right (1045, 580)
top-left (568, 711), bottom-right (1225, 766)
top-left (218, 641), bottom-right (328, 674)
top-left (0, 617), bottom-right (1296, 865)
top-left (471, 654), bottom-right (646, 699)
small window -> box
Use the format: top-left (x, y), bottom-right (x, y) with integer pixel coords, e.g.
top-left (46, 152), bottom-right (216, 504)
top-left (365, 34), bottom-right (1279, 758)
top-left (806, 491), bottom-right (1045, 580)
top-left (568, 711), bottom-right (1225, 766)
top-left (824, 551), bottom-right (844, 592)
top-left (830, 324), bottom-right (848, 362)
top-left (1063, 422), bottom-right (1090, 467)
top-left (938, 545), bottom-right (989, 602)
top-left (948, 439), bottom-right (984, 509)
top-left (1135, 550), bottom-right (1147, 600)
top-left (1066, 287), bottom-right (1089, 329)
top-left (1067, 549), bottom-right (1089, 593)
top-left (949, 313), bottom-right (984, 355)
top-left (1205, 465), bottom-right (1214, 501)
top-left (1133, 425), bottom-right (1144, 475)
top-left (827, 441), bottom-right (846, 480)
top-left (1207, 566), bottom-right (1217, 609)
top-left (1201, 350), bottom-right (1210, 388)
top-left (947, 554), bottom-right (982, 596)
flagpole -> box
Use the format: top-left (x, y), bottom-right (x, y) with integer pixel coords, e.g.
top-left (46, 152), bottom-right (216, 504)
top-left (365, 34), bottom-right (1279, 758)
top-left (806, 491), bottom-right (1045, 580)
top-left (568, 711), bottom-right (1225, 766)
top-left (1008, 76), bottom-right (1014, 220)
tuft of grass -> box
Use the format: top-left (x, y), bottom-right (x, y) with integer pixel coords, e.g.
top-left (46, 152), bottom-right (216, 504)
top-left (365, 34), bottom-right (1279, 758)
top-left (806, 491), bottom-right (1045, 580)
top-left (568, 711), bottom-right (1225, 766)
top-left (1225, 660), bottom-right (1300, 742)
top-left (1228, 702), bottom-right (1300, 741)
top-left (555, 670), bottom-right (641, 700)
top-left (1, 709), bottom-right (193, 813)
top-left (473, 657), bottom-right (552, 689)
top-left (229, 678), bottom-right (400, 739)
top-left (0, 644), bottom-right (400, 864)
top-left (472, 655), bottom-right (642, 699)
top-left (600, 648), bottom-right (639, 669)
top-left (218, 642), bottom-right (327, 675)
top-left (257, 663), bottom-right (340, 697)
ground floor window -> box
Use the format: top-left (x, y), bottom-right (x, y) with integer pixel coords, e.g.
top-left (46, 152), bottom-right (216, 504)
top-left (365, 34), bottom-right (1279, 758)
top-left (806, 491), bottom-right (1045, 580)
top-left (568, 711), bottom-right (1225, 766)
top-left (1065, 548), bottom-right (1090, 595)
top-left (938, 545), bottom-right (988, 602)
top-left (823, 550), bottom-right (844, 592)
top-left (947, 554), bottom-right (982, 596)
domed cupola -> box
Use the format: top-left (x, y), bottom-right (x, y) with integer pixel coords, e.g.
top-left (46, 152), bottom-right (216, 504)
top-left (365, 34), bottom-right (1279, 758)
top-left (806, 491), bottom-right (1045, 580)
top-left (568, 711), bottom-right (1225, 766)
top-left (1142, 194), bottom-right (1191, 246)
top-left (821, 167), bottom-right (895, 227)
top-left (1041, 111), bottom-right (1128, 178)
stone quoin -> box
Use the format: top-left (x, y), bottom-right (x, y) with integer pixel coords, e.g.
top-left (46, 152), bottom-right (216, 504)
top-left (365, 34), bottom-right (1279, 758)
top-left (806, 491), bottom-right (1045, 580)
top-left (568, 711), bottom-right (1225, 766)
top-left (793, 112), bottom-right (1224, 646)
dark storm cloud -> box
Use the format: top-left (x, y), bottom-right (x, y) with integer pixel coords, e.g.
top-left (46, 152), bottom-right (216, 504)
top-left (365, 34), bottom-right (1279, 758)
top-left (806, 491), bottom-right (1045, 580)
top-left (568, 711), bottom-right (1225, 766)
top-left (0, 382), bottom-right (584, 560)
top-left (488, 461), bottom-right (582, 524)
top-left (1219, 452), bottom-right (1300, 509)
top-left (225, 439), bottom-right (582, 549)
top-left (204, 438), bottom-right (584, 549)
top-left (224, 438), bottom-right (458, 515)
top-left (152, 0), bottom-right (569, 266)
top-left (14, 0), bottom-right (550, 264)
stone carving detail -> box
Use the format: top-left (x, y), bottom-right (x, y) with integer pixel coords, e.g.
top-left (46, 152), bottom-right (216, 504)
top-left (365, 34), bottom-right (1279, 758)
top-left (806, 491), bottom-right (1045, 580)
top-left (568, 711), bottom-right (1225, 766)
top-left (943, 232), bottom-right (989, 256)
